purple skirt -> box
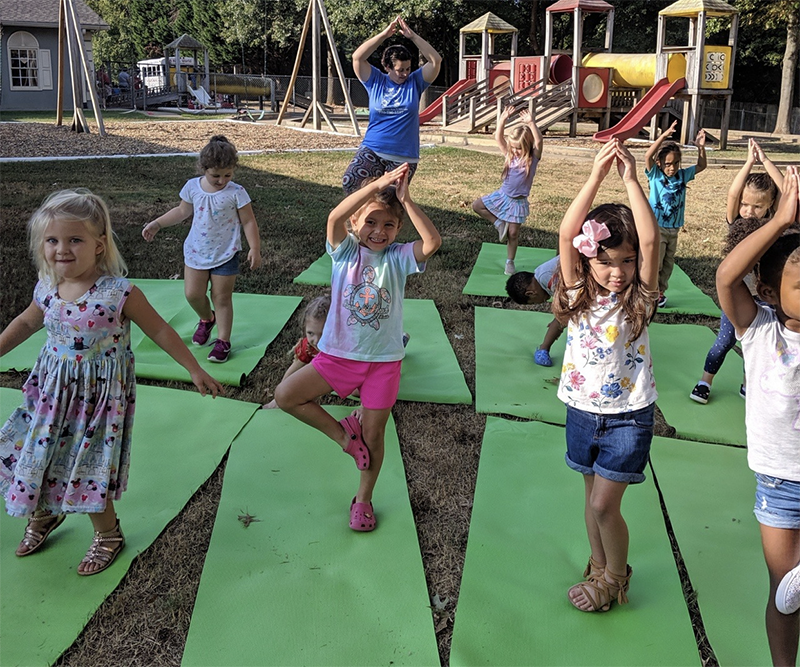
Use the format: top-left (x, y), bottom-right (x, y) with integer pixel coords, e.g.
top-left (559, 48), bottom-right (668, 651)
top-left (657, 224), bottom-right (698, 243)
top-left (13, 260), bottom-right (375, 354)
top-left (481, 189), bottom-right (530, 225)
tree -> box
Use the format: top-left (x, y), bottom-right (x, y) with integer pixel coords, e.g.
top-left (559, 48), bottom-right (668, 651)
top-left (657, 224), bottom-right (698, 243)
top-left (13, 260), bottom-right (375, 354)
top-left (737, 0), bottom-right (800, 134)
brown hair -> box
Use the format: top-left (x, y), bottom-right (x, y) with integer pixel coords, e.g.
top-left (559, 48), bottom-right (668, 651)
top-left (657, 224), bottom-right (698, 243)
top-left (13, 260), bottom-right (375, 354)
top-left (757, 229), bottom-right (800, 292)
top-left (347, 177), bottom-right (405, 233)
top-left (553, 203), bottom-right (656, 341)
top-left (197, 135), bottom-right (238, 172)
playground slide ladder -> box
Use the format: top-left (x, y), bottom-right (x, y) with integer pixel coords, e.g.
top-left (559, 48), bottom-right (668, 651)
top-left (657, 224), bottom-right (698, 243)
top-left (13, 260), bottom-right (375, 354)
top-left (507, 79), bottom-right (574, 131)
top-left (442, 77), bottom-right (573, 134)
top-left (440, 78), bottom-right (511, 133)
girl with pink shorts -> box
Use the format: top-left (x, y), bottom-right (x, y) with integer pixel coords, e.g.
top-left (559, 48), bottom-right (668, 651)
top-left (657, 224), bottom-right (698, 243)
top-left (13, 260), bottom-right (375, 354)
top-left (275, 164), bottom-right (441, 532)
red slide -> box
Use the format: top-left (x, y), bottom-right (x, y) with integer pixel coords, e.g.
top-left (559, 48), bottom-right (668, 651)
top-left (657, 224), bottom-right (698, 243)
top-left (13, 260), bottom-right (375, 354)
top-left (419, 78), bottom-right (475, 124)
top-left (593, 77), bottom-right (686, 142)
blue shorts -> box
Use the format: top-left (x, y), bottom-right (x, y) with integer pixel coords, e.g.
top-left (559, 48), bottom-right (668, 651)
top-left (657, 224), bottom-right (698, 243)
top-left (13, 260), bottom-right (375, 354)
top-left (754, 473), bottom-right (800, 529)
top-left (209, 254), bottom-right (240, 276)
top-left (565, 404), bottom-right (655, 484)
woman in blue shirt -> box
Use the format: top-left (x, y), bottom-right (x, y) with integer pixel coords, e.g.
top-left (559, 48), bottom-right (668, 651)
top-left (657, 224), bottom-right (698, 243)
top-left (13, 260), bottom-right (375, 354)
top-left (343, 16), bottom-right (441, 194)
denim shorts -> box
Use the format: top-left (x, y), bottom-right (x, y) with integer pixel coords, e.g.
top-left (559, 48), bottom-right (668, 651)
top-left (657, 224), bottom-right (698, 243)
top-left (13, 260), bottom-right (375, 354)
top-left (754, 473), bottom-right (800, 529)
top-left (565, 404), bottom-right (655, 484)
top-left (209, 253), bottom-right (240, 276)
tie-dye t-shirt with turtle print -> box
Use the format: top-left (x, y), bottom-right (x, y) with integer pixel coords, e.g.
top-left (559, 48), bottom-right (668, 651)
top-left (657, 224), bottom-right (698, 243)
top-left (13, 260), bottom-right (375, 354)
top-left (557, 291), bottom-right (658, 414)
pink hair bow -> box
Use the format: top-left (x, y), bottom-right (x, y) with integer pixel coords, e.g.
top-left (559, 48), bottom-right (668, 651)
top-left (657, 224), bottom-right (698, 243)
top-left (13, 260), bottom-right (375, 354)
top-left (573, 219), bottom-right (611, 258)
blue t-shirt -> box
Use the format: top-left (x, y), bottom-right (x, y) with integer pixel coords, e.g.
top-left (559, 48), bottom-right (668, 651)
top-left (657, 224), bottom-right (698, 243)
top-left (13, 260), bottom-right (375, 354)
top-left (319, 234), bottom-right (424, 362)
top-left (361, 65), bottom-right (429, 159)
top-left (645, 164), bottom-right (697, 229)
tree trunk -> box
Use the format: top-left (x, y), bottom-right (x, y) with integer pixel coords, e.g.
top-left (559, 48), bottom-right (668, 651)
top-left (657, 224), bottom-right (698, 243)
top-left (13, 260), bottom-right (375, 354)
top-left (529, 0), bottom-right (541, 54)
top-left (774, 9), bottom-right (799, 134)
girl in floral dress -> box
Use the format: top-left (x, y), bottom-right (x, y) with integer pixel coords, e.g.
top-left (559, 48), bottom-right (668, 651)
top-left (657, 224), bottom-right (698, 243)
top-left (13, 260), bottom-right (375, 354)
top-left (552, 139), bottom-right (660, 612)
top-left (0, 190), bottom-right (222, 575)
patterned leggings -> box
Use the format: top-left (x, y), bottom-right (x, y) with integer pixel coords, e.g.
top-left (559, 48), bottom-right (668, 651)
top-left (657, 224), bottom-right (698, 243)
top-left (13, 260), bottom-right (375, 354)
top-left (703, 311), bottom-right (737, 375)
top-left (342, 145), bottom-right (419, 195)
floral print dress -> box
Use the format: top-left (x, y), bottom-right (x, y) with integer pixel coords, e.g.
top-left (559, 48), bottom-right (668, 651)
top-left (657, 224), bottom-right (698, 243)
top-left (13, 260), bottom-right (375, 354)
top-left (0, 275), bottom-right (136, 518)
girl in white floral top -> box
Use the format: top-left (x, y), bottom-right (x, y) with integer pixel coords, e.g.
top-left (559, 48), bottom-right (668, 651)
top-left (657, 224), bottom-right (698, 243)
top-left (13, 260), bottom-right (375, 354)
top-left (552, 139), bottom-right (660, 613)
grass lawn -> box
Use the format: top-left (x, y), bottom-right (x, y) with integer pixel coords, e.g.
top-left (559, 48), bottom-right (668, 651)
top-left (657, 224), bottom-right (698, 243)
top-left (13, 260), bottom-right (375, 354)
top-left (0, 143), bottom-right (773, 665)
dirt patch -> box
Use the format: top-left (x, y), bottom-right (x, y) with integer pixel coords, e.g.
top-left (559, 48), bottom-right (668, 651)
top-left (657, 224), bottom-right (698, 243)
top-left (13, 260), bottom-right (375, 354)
top-left (1, 119), bottom-right (361, 158)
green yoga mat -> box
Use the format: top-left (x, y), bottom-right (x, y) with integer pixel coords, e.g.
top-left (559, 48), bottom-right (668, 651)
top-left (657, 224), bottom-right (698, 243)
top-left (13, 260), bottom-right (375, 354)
top-left (659, 265), bottom-right (720, 317)
top-left (462, 243), bottom-right (557, 297)
top-left (650, 438), bottom-right (768, 665)
top-left (397, 299), bottom-right (471, 404)
top-left (462, 244), bottom-right (719, 317)
top-left (475, 309), bottom-right (746, 445)
top-left (293, 253), bottom-right (332, 285)
top-left (0, 385), bottom-right (258, 667)
top-left (450, 417), bottom-right (700, 666)
top-left (182, 407), bottom-right (439, 667)
top-left (0, 279), bottom-right (302, 387)
top-left (474, 307), bottom-right (566, 423)
top-left (649, 322), bottom-right (746, 446)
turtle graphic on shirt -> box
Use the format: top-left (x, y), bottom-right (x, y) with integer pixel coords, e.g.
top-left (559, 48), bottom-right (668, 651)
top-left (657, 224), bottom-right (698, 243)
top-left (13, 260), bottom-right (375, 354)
top-left (343, 266), bottom-right (391, 330)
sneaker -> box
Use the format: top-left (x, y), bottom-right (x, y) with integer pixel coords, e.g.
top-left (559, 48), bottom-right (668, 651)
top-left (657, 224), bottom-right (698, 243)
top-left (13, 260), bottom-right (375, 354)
top-left (192, 315), bottom-right (215, 346)
top-left (657, 293), bottom-right (668, 308)
top-left (689, 383), bottom-right (710, 404)
top-left (207, 339), bottom-right (231, 363)
top-left (776, 563), bottom-right (800, 615)
top-left (739, 384), bottom-right (746, 399)
top-left (504, 259), bottom-right (516, 276)
top-left (402, 332), bottom-right (411, 348)
top-left (494, 220), bottom-right (509, 242)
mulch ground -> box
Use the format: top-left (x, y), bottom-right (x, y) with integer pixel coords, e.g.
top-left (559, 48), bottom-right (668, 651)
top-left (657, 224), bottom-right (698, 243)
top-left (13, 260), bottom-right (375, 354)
top-left (0, 118), bottom-right (361, 158)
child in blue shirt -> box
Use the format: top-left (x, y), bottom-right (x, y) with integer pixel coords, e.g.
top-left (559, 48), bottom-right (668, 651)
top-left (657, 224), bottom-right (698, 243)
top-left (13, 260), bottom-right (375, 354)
top-left (645, 120), bottom-right (706, 307)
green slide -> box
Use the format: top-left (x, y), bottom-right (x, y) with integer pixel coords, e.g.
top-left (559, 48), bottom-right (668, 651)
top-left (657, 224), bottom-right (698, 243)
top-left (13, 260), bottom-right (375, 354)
top-left (650, 437), bottom-right (769, 665)
top-left (450, 417), bottom-right (700, 666)
top-left (182, 407), bottom-right (439, 666)
top-left (0, 385), bottom-right (258, 667)
top-left (0, 279), bottom-right (302, 387)
top-left (649, 322), bottom-right (746, 445)
top-left (475, 307), bottom-right (566, 423)
top-left (463, 243), bottom-right (556, 297)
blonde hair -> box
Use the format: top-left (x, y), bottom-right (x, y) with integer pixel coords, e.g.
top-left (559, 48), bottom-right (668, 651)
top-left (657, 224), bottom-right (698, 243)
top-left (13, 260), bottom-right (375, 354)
top-left (502, 124), bottom-right (535, 181)
top-left (28, 189), bottom-right (127, 283)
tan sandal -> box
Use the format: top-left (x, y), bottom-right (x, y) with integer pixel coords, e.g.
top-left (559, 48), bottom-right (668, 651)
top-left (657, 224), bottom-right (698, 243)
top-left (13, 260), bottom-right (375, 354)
top-left (16, 514), bottom-right (66, 556)
top-left (569, 564), bottom-right (632, 612)
top-left (583, 555), bottom-right (605, 582)
top-left (77, 521), bottom-right (125, 576)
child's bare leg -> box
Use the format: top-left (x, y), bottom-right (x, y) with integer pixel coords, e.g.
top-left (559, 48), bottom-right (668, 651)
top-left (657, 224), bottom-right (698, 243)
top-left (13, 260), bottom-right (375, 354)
top-left (209, 274), bottom-right (236, 341)
top-left (184, 267), bottom-right (213, 321)
top-left (760, 524), bottom-right (800, 666)
top-left (571, 475), bottom-right (630, 611)
top-left (354, 407), bottom-right (390, 504)
top-left (506, 223), bottom-right (520, 260)
top-left (472, 198), bottom-right (497, 224)
top-left (540, 319), bottom-right (564, 353)
top-left (274, 364), bottom-right (351, 450)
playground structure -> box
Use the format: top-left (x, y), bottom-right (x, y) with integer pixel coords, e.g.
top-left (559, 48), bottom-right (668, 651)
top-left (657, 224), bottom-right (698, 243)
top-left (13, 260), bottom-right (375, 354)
top-left (275, 0), bottom-right (360, 135)
top-left (423, 0), bottom-right (738, 150)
